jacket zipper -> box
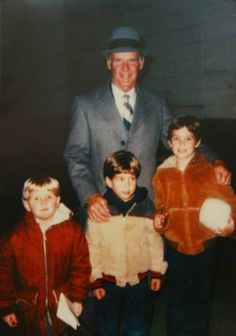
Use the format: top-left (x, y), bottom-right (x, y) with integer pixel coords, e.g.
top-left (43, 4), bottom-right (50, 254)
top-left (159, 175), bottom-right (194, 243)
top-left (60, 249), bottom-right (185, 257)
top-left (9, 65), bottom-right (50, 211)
top-left (124, 202), bottom-right (137, 217)
top-left (42, 231), bottom-right (50, 324)
top-left (123, 202), bottom-right (137, 281)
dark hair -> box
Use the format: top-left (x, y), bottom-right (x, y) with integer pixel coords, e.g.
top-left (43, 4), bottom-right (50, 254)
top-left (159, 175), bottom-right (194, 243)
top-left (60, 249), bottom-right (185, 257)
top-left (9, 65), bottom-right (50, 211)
top-left (168, 114), bottom-right (202, 142)
top-left (103, 150), bottom-right (141, 179)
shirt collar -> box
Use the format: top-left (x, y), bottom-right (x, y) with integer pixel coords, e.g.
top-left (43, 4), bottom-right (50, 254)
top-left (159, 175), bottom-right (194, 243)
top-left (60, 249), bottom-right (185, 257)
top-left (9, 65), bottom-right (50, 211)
top-left (111, 83), bottom-right (136, 108)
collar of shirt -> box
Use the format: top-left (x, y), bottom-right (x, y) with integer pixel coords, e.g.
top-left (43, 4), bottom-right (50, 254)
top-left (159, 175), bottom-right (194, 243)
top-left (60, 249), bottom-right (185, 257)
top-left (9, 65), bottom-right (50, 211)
top-left (111, 83), bottom-right (136, 118)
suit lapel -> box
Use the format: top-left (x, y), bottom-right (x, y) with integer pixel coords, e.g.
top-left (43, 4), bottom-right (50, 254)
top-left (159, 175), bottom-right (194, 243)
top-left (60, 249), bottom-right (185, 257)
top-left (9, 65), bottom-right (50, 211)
top-left (95, 84), bottom-right (127, 138)
top-left (130, 86), bottom-right (152, 134)
top-left (94, 84), bottom-right (152, 138)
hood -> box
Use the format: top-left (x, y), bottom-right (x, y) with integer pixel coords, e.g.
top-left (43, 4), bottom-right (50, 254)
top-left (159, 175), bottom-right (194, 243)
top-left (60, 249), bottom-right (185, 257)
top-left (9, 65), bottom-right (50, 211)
top-left (39, 202), bottom-right (73, 233)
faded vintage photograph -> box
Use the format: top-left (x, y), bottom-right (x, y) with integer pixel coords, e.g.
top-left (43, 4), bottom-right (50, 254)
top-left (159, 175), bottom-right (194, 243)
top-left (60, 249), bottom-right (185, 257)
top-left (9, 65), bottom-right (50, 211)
top-left (1, 1), bottom-right (236, 336)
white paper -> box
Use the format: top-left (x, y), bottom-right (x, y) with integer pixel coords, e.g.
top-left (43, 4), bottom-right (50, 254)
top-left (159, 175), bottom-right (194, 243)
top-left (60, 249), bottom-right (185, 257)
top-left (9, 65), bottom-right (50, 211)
top-left (56, 293), bottom-right (80, 330)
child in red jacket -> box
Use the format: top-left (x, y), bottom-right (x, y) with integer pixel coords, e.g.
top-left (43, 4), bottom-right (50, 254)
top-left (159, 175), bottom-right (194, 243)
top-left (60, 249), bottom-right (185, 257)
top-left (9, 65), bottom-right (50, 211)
top-left (0, 176), bottom-right (91, 336)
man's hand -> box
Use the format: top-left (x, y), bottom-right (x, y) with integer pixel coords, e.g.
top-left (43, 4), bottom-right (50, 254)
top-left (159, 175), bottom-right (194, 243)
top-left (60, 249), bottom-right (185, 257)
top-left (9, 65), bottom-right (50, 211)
top-left (214, 160), bottom-right (232, 185)
top-left (87, 194), bottom-right (110, 222)
top-left (92, 288), bottom-right (106, 300)
top-left (3, 313), bottom-right (18, 327)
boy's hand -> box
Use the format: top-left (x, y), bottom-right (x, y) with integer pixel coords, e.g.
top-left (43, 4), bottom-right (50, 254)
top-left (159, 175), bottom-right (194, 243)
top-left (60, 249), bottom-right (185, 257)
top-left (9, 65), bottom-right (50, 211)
top-left (92, 288), bottom-right (106, 300)
top-left (3, 313), bottom-right (18, 327)
top-left (213, 215), bottom-right (235, 237)
top-left (71, 302), bottom-right (83, 317)
top-left (150, 278), bottom-right (161, 292)
top-left (87, 194), bottom-right (110, 222)
top-left (154, 212), bottom-right (168, 232)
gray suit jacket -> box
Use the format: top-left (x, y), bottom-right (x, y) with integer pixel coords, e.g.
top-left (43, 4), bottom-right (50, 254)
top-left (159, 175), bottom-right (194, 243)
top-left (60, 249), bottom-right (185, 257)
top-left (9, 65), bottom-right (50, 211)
top-left (64, 82), bottom-right (173, 205)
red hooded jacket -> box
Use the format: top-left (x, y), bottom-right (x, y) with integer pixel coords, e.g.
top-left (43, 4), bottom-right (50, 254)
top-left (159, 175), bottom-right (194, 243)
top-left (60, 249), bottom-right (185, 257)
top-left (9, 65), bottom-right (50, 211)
top-left (0, 210), bottom-right (91, 336)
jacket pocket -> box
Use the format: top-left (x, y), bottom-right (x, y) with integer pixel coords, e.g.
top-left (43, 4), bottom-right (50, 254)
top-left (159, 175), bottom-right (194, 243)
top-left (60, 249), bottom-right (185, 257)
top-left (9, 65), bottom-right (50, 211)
top-left (16, 290), bottom-right (38, 333)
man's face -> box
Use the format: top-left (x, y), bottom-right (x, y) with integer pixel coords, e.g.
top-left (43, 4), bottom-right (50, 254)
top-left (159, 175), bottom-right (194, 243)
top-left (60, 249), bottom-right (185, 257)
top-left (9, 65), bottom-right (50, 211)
top-left (106, 51), bottom-right (144, 92)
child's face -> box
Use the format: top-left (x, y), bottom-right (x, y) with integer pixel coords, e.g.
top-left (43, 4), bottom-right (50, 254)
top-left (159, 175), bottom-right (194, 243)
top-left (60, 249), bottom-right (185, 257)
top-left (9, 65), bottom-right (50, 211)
top-left (105, 173), bottom-right (137, 202)
top-left (168, 126), bottom-right (201, 163)
top-left (23, 188), bottom-right (60, 224)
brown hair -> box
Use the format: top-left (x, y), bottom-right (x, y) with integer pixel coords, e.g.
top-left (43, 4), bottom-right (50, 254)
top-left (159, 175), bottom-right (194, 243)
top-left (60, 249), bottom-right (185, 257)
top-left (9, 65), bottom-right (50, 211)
top-left (168, 114), bottom-right (202, 142)
top-left (103, 150), bottom-right (141, 179)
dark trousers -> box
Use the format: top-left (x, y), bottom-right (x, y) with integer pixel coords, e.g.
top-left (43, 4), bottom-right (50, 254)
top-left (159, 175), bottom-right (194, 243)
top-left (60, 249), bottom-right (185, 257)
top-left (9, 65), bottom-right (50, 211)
top-left (0, 321), bottom-right (22, 336)
top-left (0, 319), bottom-right (69, 336)
top-left (165, 244), bottom-right (216, 336)
top-left (72, 278), bottom-right (150, 336)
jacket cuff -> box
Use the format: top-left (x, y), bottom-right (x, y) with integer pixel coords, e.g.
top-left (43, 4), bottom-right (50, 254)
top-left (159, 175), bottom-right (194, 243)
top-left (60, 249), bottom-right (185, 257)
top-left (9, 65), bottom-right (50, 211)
top-left (0, 304), bottom-right (17, 318)
top-left (151, 271), bottom-right (163, 279)
top-left (90, 278), bottom-right (104, 290)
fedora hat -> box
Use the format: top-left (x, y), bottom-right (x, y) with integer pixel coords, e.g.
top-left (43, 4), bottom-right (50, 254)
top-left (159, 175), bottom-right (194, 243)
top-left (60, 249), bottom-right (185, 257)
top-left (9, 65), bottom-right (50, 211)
top-left (104, 26), bottom-right (147, 55)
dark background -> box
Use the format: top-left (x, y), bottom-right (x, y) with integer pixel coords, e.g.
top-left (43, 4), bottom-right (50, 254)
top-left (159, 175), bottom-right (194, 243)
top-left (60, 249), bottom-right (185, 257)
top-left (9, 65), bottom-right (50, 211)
top-left (1, 0), bottom-right (236, 228)
top-left (0, 0), bottom-right (236, 225)
top-left (1, 2), bottom-right (236, 334)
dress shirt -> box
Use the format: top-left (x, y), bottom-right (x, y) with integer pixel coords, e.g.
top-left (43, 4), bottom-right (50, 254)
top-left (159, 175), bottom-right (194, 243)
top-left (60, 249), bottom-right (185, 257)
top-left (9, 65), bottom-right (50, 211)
top-left (111, 83), bottom-right (136, 121)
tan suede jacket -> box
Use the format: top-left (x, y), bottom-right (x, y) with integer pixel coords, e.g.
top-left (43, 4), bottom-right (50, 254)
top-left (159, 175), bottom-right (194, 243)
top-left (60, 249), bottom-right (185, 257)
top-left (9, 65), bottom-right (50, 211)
top-left (153, 154), bottom-right (236, 255)
top-left (87, 215), bottom-right (168, 287)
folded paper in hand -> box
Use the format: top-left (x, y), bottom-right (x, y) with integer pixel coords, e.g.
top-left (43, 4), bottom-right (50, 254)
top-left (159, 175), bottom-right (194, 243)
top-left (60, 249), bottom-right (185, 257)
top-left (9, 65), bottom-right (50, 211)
top-left (56, 293), bottom-right (80, 330)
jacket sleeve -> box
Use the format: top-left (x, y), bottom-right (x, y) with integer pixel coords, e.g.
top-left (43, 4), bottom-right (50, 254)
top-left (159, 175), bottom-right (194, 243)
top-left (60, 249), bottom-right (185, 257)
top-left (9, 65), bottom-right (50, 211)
top-left (64, 96), bottom-right (99, 205)
top-left (198, 143), bottom-right (218, 163)
top-left (85, 220), bottom-right (104, 283)
top-left (0, 237), bottom-right (18, 311)
top-left (159, 98), bottom-right (173, 150)
top-left (68, 225), bottom-right (91, 302)
top-left (145, 218), bottom-right (168, 275)
top-left (211, 179), bottom-right (236, 232)
top-left (152, 169), bottom-right (166, 211)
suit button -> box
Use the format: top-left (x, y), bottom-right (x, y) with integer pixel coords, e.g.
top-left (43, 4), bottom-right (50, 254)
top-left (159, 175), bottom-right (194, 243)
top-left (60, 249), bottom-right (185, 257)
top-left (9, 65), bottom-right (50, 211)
top-left (120, 140), bottom-right (126, 146)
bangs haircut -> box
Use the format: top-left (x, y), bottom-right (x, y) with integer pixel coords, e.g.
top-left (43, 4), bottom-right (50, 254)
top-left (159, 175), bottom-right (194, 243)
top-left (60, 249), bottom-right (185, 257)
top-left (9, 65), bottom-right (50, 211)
top-left (103, 150), bottom-right (141, 179)
top-left (168, 114), bottom-right (202, 142)
top-left (22, 175), bottom-right (60, 200)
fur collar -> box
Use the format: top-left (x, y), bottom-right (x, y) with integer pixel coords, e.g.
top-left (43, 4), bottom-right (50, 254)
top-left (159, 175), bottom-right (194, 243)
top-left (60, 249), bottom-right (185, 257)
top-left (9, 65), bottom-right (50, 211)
top-left (157, 152), bottom-right (202, 170)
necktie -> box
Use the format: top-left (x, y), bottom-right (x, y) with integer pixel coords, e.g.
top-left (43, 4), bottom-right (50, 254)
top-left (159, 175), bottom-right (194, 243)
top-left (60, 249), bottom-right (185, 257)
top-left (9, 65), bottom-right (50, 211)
top-left (123, 94), bottom-right (134, 131)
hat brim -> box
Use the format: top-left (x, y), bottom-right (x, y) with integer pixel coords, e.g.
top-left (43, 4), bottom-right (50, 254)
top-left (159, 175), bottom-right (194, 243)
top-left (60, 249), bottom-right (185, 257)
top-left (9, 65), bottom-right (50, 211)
top-left (102, 46), bottom-right (148, 56)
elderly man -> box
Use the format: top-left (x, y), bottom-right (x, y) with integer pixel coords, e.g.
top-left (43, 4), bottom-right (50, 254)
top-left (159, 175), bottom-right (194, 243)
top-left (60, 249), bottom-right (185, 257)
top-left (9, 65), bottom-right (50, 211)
top-left (64, 26), bottom-right (231, 224)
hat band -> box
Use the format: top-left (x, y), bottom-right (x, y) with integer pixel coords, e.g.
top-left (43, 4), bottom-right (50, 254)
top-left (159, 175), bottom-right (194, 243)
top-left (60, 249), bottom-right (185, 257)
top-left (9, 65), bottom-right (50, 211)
top-left (108, 38), bottom-right (143, 50)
